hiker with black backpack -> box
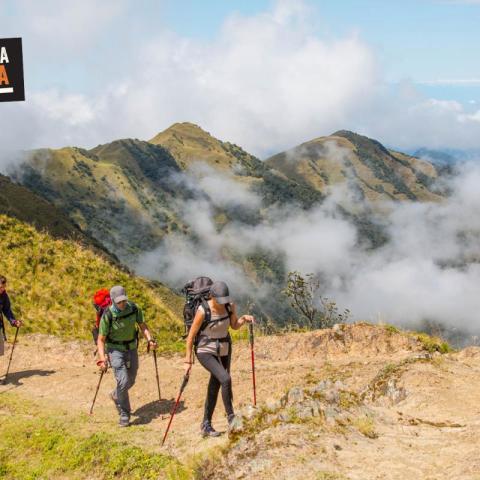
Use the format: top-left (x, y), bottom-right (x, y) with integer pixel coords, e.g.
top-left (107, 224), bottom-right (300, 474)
top-left (0, 276), bottom-right (22, 357)
top-left (183, 279), bottom-right (254, 437)
top-left (96, 285), bottom-right (157, 427)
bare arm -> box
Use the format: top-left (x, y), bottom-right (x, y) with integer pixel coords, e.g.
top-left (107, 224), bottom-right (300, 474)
top-left (229, 303), bottom-right (255, 330)
top-left (97, 334), bottom-right (107, 370)
top-left (185, 308), bottom-right (205, 365)
top-left (138, 322), bottom-right (155, 345)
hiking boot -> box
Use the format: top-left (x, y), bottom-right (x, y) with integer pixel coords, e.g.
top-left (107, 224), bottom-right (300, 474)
top-left (110, 391), bottom-right (121, 414)
top-left (119, 414), bottom-right (130, 427)
top-left (200, 420), bottom-right (221, 438)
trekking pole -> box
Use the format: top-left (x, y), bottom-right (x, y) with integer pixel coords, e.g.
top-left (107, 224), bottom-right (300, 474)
top-left (2, 327), bottom-right (19, 385)
top-left (148, 342), bottom-right (162, 401)
top-left (248, 322), bottom-right (257, 406)
top-left (161, 368), bottom-right (191, 446)
top-left (89, 370), bottom-right (105, 415)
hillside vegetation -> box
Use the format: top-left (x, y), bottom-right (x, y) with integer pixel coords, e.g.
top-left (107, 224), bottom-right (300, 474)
top-left (0, 174), bottom-right (109, 255)
top-left (13, 124), bottom-right (444, 262)
top-left (11, 142), bottom-right (187, 261)
top-left (266, 130), bottom-right (442, 207)
top-left (8, 123), bottom-right (446, 327)
top-left (0, 214), bottom-right (183, 351)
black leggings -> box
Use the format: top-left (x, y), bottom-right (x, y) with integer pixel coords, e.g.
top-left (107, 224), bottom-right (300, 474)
top-left (196, 351), bottom-right (233, 423)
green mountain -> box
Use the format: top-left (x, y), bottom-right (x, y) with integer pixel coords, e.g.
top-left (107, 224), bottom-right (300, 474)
top-left (150, 122), bottom-right (324, 208)
top-left (9, 123), bottom-right (444, 326)
top-left (266, 130), bottom-right (442, 206)
top-left (11, 141), bottom-right (188, 261)
top-left (0, 173), bottom-right (113, 257)
top-left (12, 123), bottom-right (327, 262)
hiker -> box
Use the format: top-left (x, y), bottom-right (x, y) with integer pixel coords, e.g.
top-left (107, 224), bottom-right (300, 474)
top-left (0, 276), bottom-right (22, 356)
top-left (96, 285), bottom-right (157, 427)
top-left (184, 280), bottom-right (254, 437)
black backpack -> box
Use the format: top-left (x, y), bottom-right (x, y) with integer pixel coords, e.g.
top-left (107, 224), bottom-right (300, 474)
top-left (182, 276), bottom-right (214, 339)
top-left (182, 276), bottom-right (233, 343)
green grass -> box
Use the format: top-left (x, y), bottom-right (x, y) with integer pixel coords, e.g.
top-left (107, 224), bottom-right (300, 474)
top-left (413, 332), bottom-right (452, 354)
top-left (0, 215), bottom-right (184, 353)
top-left (384, 324), bottom-right (400, 335)
top-left (0, 394), bottom-right (190, 480)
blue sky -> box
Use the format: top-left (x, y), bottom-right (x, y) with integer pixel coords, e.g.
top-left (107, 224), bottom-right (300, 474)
top-left (1, 0), bottom-right (480, 155)
top-left (5, 0), bottom-right (479, 103)
top-left (162, 0), bottom-right (480, 104)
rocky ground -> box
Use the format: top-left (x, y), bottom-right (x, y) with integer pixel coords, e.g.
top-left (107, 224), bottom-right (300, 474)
top-left (1, 323), bottom-right (479, 479)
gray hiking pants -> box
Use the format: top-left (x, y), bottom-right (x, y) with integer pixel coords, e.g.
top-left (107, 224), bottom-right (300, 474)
top-left (108, 349), bottom-right (139, 416)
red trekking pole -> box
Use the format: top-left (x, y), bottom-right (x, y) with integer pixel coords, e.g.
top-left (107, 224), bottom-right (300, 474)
top-left (162, 368), bottom-right (191, 446)
top-left (248, 323), bottom-right (257, 406)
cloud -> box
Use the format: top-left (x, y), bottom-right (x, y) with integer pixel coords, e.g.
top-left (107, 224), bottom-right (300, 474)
top-left (136, 160), bottom-right (480, 338)
top-left (2, 0), bottom-right (480, 159)
top-left (5, 0), bottom-right (128, 55)
top-left (175, 163), bottom-right (262, 210)
top-left (417, 78), bottom-right (480, 86)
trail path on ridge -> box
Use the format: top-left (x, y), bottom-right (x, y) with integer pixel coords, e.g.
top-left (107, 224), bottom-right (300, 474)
top-left (1, 324), bottom-right (480, 479)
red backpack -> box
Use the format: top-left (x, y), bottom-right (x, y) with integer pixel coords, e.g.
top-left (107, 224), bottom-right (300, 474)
top-left (92, 288), bottom-right (112, 344)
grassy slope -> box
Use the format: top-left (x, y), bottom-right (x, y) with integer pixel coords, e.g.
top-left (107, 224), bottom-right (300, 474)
top-left (0, 214), bottom-right (184, 352)
top-left (0, 392), bottom-right (191, 480)
top-left (150, 122), bottom-right (324, 209)
top-left (0, 174), bottom-right (109, 254)
top-left (12, 142), bottom-right (185, 261)
top-left (265, 130), bottom-right (443, 205)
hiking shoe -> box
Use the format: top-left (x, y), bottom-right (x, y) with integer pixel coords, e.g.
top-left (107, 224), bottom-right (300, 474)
top-left (119, 414), bottom-right (130, 427)
top-left (110, 391), bottom-right (121, 414)
top-left (200, 421), bottom-right (221, 438)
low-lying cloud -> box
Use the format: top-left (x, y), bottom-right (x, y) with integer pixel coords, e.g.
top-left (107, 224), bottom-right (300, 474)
top-left (136, 159), bottom-right (480, 338)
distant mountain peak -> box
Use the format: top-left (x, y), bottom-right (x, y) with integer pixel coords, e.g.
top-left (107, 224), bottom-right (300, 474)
top-left (149, 122), bottom-right (213, 145)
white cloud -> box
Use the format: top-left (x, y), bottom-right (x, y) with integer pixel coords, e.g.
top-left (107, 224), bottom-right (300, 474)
top-left (9, 0), bottom-right (128, 54)
top-left (1, 0), bottom-right (480, 160)
top-left (136, 161), bottom-right (480, 336)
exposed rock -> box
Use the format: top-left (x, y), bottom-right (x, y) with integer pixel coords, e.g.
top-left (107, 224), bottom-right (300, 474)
top-left (287, 387), bottom-right (305, 405)
top-left (278, 411), bottom-right (292, 422)
top-left (310, 379), bottom-right (332, 395)
top-left (229, 415), bottom-right (245, 435)
top-left (242, 405), bottom-right (259, 420)
top-left (385, 378), bottom-right (407, 404)
top-left (265, 397), bottom-right (282, 412)
top-left (324, 388), bottom-right (340, 404)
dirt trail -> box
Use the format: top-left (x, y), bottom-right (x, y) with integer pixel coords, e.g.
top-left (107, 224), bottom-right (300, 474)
top-left (1, 325), bottom-right (480, 479)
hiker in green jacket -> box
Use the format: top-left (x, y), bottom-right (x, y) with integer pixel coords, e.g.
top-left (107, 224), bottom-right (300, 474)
top-left (97, 285), bottom-right (157, 427)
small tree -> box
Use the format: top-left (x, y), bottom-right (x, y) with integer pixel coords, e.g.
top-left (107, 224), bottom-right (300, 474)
top-left (283, 271), bottom-right (350, 330)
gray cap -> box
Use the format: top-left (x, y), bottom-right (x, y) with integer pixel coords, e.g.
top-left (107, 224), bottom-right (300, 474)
top-left (110, 285), bottom-right (128, 303)
top-left (210, 281), bottom-right (231, 304)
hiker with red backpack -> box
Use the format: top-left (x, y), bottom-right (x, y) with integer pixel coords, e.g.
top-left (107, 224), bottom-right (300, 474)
top-left (96, 285), bottom-right (157, 427)
top-left (183, 278), bottom-right (255, 437)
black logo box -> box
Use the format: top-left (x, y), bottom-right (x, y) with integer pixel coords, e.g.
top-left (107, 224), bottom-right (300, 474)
top-left (0, 37), bottom-right (25, 102)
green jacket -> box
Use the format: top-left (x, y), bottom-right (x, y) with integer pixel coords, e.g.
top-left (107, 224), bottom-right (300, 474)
top-left (99, 301), bottom-right (144, 351)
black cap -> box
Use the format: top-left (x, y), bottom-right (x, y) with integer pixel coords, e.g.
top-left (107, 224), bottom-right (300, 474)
top-left (210, 281), bottom-right (231, 304)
